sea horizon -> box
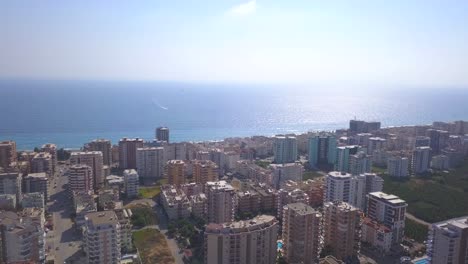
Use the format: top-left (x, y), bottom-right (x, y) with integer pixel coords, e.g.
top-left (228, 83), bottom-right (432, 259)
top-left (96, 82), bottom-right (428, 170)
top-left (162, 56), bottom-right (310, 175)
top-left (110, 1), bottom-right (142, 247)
top-left (1, 80), bottom-right (468, 150)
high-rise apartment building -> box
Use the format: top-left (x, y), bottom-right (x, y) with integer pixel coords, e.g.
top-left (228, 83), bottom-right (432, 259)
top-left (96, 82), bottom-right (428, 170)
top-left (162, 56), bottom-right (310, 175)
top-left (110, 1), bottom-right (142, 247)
top-left (270, 162), bottom-right (304, 188)
top-left (282, 203), bottom-right (322, 264)
top-left (193, 160), bottom-right (218, 184)
top-left (273, 135), bottom-right (298, 164)
top-left (348, 151), bottom-right (372, 175)
top-left (412, 146), bottom-right (431, 174)
top-left (426, 129), bottom-right (449, 154)
top-left (136, 147), bottom-right (164, 180)
top-left (70, 151), bottom-right (104, 189)
top-left (206, 181), bottom-right (235, 224)
top-left (325, 172), bottom-right (382, 210)
top-left (83, 211), bottom-right (121, 264)
top-left (0, 173), bottom-right (22, 203)
top-left (23, 172), bottom-right (48, 201)
top-left (166, 160), bottom-right (186, 185)
top-left (414, 136), bottom-right (431, 148)
top-left (41, 143), bottom-right (57, 175)
top-left (368, 137), bottom-right (386, 154)
top-left (114, 209), bottom-right (133, 253)
top-left (155, 127), bottom-right (170, 143)
top-left (204, 215), bottom-right (278, 264)
top-left (427, 216), bottom-right (468, 264)
top-left (335, 145), bottom-right (360, 173)
top-left (323, 201), bottom-right (362, 261)
top-left (86, 139), bottom-right (112, 165)
top-left (118, 138), bottom-right (144, 169)
top-left (308, 134), bottom-right (337, 168)
top-left (68, 165), bottom-right (94, 193)
top-left (387, 156), bottom-right (409, 178)
top-left (0, 141), bottom-right (17, 170)
top-left (366, 192), bottom-right (407, 245)
top-left (31, 152), bottom-right (53, 177)
top-left (160, 185), bottom-right (191, 220)
top-left (349, 120), bottom-right (381, 133)
top-left (123, 169), bottom-right (139, 198)
top-left (0, 210), bottom-right (45, 263)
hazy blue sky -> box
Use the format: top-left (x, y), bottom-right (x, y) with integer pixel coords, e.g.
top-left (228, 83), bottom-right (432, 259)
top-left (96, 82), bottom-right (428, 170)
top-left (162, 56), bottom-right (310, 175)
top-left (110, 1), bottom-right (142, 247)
top-left (1, 0), bottom-right (467, 86)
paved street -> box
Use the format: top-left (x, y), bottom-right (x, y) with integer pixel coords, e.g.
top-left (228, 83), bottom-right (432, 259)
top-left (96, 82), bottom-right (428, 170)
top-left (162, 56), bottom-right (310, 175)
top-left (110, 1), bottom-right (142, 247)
top-left (46, 164), bottom-right (85, 264)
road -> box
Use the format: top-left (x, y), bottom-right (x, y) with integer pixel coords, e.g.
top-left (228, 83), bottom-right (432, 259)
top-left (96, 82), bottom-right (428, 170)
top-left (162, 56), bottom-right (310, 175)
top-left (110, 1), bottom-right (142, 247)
top-left (46, 164), bottom-right (85, 264)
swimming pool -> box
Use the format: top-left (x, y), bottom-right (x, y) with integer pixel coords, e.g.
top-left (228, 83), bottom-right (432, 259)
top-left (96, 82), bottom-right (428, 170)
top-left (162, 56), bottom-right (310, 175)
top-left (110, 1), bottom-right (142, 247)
top-left (277, 241), bottom-right (283, 250)
top-left (414, 258), bottom-right (429, 264)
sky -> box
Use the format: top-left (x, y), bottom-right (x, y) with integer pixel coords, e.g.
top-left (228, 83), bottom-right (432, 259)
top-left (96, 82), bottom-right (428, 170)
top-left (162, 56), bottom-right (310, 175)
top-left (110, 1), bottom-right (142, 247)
top-left (1, 0), bottom-right (468, 87)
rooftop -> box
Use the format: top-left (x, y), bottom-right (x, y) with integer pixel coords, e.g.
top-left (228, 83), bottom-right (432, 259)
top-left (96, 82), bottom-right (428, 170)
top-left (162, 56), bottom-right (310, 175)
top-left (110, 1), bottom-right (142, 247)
top-left (205, 215), bottom-right (277, 234)
top-left (286, 202), bottom-right (317, 216)
top-left (85, 210), bottom-right (119, 226)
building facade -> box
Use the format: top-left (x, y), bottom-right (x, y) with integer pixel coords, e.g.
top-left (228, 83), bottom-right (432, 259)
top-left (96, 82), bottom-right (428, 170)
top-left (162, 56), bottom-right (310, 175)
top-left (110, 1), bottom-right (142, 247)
top-left (323, 201), bottom-right (362, 261)
top-left (282, 203), bottom-right (322, 264)
top-left (83, 211), bottom-right (121, 264)
top-left (70, 151), bottom-right (104, 189)
top-left (206, 181), bottom-right (235, 224)
top-left (204, 215), bottom-right (278, 264)
top-left (273, 135), bottom-right (298, 164)
top-left (118, 138), bottom-right (144, 169)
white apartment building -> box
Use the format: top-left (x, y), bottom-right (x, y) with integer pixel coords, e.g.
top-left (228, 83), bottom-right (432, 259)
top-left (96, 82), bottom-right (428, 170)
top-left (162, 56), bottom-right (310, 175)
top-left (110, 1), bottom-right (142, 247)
top-left (273, 135), bottom-right (298, 164)
top-left (0, 210), bottom-right (45, 263)
top-left (427, 216), bottom-right (468, 264)
top-left (115, 208), bottom-right (133, 253)
top-left (123, 169), bottom-right (139, 198)
top-left (136, 147), bottom-right (164, 179)
top-left (83, 211), bottom-right (121, 264)
top-left (205, 215), bottom-right (278, 264)
top-left (387, 156), bottom-right (409, 178)
top-left (366, 192), bottom-right (407, 246)
top-left (325, 172), bottom-right (383, 211)
top-left (270, 162), bottom-right (304, 188)
top-left (412, 146), bottom-right (431, 174)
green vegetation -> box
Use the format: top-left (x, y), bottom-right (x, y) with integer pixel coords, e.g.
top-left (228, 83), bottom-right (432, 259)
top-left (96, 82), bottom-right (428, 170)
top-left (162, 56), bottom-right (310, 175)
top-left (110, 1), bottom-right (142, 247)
top-left (130, 206), bottom-right (158, 227)
top-left (167, 217), bottom-right (205, 262)
top-left (255, 160), bottom-right (271, 169)
top-left (383, 159), bottom-right (468, 223)
top-left (133, 229), bottom-right (174, 264)
top-left (303, 170), bottom-right (323, 180)
top-left (138, 186), bottom-right (161, 199)
top-left (371, 165), bottom-right (387, 174)
top-left (405, 218), bottom-right (429, 243)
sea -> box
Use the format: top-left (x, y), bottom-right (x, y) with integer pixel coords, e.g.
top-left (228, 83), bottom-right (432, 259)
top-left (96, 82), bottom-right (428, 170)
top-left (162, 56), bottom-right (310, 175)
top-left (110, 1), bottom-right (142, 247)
top-left (1, 80), bottom-right (467, 150)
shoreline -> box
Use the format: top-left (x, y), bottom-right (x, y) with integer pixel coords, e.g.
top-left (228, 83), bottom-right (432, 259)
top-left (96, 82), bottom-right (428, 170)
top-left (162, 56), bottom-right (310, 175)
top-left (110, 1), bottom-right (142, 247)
top-left (4, 120), bottom-right (462, 151)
